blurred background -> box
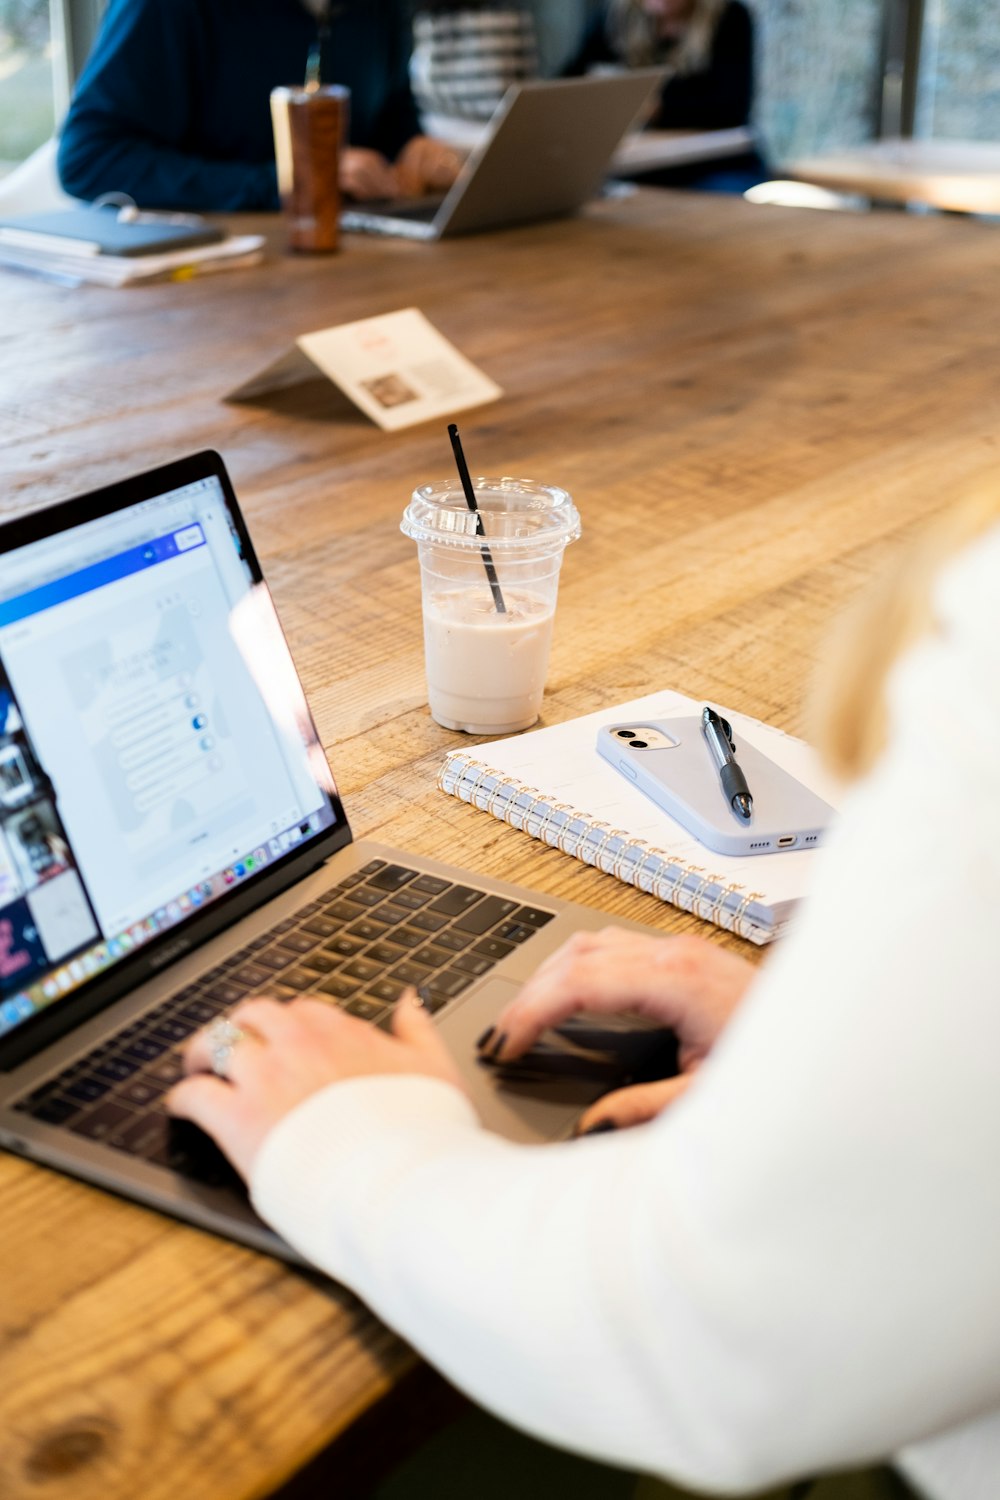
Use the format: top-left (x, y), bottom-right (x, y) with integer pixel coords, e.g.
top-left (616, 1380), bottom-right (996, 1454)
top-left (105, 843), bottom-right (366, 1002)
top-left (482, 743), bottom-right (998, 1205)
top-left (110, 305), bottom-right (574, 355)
top-left (1, 0), bottom-right (998, 179)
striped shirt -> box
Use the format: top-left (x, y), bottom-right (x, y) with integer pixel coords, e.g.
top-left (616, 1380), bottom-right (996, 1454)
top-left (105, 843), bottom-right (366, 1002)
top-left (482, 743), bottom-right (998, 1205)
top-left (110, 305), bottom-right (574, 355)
top-left (411, 8), bottom-right (539, 121)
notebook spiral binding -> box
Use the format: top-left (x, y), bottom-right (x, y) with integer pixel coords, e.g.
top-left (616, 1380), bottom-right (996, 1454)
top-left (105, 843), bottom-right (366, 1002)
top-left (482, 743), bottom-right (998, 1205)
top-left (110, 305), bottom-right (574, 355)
top-left (438, 752), bottom-right (771, 944)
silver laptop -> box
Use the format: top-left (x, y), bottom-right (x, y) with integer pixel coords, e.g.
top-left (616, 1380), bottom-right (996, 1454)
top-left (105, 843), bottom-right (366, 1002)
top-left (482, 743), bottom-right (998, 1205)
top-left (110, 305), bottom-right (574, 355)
top-left (341, 71), bottom-right (664, 240)
top-left (0, 451), bottom-right (674, 1263)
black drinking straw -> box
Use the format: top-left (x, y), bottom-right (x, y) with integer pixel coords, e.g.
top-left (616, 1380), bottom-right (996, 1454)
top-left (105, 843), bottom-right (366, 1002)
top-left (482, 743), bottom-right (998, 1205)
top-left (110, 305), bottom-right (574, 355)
top-left (447, 423), bottom-right (507, 614)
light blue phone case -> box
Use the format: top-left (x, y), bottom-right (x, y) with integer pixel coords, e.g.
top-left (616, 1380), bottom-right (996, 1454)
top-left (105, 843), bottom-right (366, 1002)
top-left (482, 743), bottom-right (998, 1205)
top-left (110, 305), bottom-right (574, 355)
top-left (596, 716), bottom-right (833, 857)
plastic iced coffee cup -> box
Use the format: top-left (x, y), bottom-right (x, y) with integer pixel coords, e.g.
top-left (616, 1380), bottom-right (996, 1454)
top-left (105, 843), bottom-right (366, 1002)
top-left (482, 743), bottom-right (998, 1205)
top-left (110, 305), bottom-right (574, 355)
top-left (401, 478), bottom-right (581, 735)
top-left (270, 84), bottom-right (349, 253)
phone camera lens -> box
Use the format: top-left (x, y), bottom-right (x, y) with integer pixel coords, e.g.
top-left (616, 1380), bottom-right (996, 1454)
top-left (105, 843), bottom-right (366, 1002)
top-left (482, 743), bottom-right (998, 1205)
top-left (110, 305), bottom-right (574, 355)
top-left (628, 739), bottom-right (648, 749)
top-left (615, 728), bottom-right (634, 738)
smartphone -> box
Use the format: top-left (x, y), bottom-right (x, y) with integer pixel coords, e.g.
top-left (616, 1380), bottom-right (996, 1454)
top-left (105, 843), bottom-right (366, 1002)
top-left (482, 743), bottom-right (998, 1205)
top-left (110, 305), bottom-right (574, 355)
top-left (596, 716), bottom-right (833, 857)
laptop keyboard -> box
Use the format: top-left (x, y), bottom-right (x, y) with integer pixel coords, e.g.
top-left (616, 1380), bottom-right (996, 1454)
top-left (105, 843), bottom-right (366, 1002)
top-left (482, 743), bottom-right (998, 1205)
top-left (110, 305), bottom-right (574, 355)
top-left (12, 859), bottom-right (554, 1188)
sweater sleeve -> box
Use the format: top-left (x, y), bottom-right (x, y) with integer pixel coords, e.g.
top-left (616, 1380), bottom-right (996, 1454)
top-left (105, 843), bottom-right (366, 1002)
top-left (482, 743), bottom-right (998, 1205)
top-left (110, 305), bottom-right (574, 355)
top-left (57, 0), bottom-right (278, 211)
top-left (253, 528), bottom-right (1000, 1493)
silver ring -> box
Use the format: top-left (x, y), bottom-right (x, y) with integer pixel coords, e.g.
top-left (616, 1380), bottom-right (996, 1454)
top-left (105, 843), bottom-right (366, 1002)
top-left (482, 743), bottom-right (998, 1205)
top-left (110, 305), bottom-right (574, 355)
top-left (207, 1017), bottom-right (246, 1079)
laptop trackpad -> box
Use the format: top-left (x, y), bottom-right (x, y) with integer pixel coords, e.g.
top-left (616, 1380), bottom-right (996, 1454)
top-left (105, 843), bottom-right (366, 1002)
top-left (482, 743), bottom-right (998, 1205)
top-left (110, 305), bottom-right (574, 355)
top-left (439, 978), bottom-right (605, 1145)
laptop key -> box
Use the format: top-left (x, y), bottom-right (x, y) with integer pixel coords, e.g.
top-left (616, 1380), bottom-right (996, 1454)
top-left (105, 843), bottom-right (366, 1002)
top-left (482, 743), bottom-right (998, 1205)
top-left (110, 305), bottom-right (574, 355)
top-left (358, 860), bottom-right (387, 876)
top-left (387, 925), bottom-right (424, 950)
top-left (119, 1078), bottom-right (165, 1109)
top-left (368, 978), bottom-right (404, 1004)
top-left (351, 887), bottom-right (389, 909)
top-left (428, 885), bottom-right (484, 917)
top-left (367, 941), bottom-right (407, 966)
top-left (389, 961), bottom-right (432, 988)
top-left (64, 1077), bottom-right (112, 1105)
top-left (71, 1100), bottom-right (136, 1140)
top-left (343, 920), bottom-right (388, 944)
top-left (432, 928), bottom-right (473, 953)
top-left (512, 906), bottom-right (556, 929)
top-left (144, 1053), bottom-right (185, 1084)
top-left (176, 999), bottom-right (218, 1025)
top-left (366, 864), bottom-right (416, 892)
top-left (392, 889), bottom-right (431, 910)
top-left (299, 915), bottom-right (341, 938)
top-left (374, 903), bottom-right (409, 926)
top-left (94, 1056), bottom-right (139, 1084)
top-left (410, 910), bottom-right (448, 934)
top-left (318, 974), bottom-right (361, 1000)
top-left (342, 997), bottom-right (386, 1023)
top-left (495, 921), bottom-right (537, 944)
top-left (300, 952), bottom-right (337, 975)
top-left (281, 968), bottom-right (320, 991)
top-left (232, 964), bottom-right (272, 989)
top-left (325, 933), bottom-right (368, 957)
top-left (453, 952), bottom-right (493, 976)
top-left (324, 898), bottom-right (366, 922)
top-left (452, 896), bottom-right (519, 935)
top-left (276, 931), bottom-right (315, 954)
top-left (472, 937), bottom-right (515, 962)
top-left (122, 1035), bottom-right (170, 1064)
top-left (33, 1096), bottom-right (82, 1126)
top-left (411, 945), bottom-right (451, 971)
top-left (109, 1109), bottom-right (172, 1158)
top-left (150, 1018), bottom-right (196, 1045)
top-left (411, 874), bottom-right (449, 895)
top-left (341, 958), bottom-right (383, 984)
top-left (204, 981), bottom-right (245, 1006)
top-left (428, 969), bottom-right (475, 1001)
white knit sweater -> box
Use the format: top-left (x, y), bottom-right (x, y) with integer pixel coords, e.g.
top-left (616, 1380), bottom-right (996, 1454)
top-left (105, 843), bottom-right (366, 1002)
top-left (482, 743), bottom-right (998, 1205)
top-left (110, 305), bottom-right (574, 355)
top-left (253, 523), bottom-right (1000, 1498)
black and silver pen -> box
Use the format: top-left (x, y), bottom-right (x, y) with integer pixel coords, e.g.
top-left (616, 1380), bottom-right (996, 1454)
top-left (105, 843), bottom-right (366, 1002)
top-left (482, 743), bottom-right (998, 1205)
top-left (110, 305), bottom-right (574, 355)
top-left (701, 706), bottom-right (753, 821)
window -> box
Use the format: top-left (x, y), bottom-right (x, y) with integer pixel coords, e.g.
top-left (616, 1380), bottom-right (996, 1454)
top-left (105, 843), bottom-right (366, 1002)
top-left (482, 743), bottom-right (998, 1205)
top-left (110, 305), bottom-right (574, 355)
top-left (0, 0), bottom-right (56, 169)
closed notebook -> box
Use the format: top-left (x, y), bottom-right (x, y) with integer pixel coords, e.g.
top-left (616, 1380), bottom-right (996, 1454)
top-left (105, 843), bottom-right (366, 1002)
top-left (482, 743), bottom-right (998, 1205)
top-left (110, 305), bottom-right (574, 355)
top-left (0, 207), bottom-right (223, 258)
top-left (438, 690), bottom-right (839, 945)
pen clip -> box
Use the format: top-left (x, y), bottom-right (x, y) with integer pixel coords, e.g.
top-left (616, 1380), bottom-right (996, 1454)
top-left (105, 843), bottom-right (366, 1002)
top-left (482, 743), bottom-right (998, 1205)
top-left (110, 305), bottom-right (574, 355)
top-left (703, 705), bottom-right (736, 753)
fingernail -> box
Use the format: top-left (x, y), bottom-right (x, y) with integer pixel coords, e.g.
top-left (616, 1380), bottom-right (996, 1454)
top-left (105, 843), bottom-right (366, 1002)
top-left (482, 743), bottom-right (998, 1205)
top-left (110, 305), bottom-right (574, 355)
top-left (476, 1025), bottom-right (495, 1051)
top-left (489, 1030), bottom-right (508, 1060)
top-left (415, 985), bottom-right (432, 1009)
top-left (578, 1119), bottom-right (618, 1137)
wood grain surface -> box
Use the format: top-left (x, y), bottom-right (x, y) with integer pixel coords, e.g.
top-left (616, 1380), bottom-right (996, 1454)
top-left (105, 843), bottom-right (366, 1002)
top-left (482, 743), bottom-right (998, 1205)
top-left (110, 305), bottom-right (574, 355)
top-left (1, 189), bottom-right (998, 1499)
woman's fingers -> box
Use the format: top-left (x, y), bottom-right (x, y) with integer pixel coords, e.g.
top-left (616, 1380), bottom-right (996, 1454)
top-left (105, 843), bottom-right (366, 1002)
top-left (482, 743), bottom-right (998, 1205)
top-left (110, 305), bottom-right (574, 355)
top-left (485, 930), bottom-right (682, 1059)
top-left (577, 1073), bottom-right (696, 1135)
top-left (486, 929), bottom-right (756, 1063)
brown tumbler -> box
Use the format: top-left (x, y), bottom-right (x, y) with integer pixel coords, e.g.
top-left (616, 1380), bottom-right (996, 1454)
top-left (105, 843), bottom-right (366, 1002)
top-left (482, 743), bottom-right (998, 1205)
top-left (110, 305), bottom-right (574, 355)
top-left (270, 84), bottom-right (349, 253)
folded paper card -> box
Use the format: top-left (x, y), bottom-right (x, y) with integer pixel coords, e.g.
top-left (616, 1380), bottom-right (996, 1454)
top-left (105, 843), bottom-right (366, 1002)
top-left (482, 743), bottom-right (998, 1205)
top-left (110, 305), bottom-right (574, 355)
top-left (224, 307), bottom-right (502, 429)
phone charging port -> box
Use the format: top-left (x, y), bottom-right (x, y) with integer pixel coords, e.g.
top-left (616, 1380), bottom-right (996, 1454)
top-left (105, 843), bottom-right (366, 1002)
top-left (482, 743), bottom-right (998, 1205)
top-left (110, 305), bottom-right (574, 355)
top-left (777, 835), bottom-right (797, 847)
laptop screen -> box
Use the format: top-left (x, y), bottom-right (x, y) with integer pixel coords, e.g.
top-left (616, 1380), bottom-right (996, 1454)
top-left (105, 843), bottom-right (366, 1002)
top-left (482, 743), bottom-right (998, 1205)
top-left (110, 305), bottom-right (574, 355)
top-left (0, 463), bottom-right (343, 1037)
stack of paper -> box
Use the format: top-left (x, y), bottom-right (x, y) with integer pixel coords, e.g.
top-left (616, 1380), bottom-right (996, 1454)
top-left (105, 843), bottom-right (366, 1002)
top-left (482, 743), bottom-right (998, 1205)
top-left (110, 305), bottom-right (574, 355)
top-left (0, 207), bottom-right (264, 286)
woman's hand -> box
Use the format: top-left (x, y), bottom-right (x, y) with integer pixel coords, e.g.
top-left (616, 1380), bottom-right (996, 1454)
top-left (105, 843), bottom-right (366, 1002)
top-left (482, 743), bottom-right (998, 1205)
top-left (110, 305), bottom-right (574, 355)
top-left (482, 929), bottom-right (757, 1133)
top-left (166, 991), bottom-right (465, 1182)
top-left (339, 146), bottom-right (400, 201)
top-left (393, 135), bottom-right (462, 197)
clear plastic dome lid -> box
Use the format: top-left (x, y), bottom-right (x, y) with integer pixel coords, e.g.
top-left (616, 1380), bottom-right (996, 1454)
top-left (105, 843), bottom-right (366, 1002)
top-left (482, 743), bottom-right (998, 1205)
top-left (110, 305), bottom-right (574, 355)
top-left (401, 477), bottom-right (581, 553)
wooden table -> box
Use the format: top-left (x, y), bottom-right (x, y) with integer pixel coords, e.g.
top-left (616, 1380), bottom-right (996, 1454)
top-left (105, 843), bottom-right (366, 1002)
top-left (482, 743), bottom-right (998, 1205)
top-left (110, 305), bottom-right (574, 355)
top-left (1, 190), bottom-right (999, 1500)
top-left (787, 137), bottom-right (1000, 213)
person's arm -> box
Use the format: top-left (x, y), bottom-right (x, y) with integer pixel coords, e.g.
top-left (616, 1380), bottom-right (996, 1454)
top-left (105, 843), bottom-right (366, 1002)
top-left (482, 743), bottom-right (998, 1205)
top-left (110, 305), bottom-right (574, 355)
top-left (246, 529), bottom-right (1000, 1491)
top-left (57, 0), bottom-right (278, 210)
top-left (652, 2), bottom-right (754, 130)
top-left (369, 0), bottom-right (425, 161)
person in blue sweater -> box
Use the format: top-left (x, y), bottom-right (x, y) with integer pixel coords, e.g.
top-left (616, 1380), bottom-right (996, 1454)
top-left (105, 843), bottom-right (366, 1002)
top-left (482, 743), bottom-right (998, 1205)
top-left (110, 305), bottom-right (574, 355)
top-left (57, 0), bottom-right (461, 211)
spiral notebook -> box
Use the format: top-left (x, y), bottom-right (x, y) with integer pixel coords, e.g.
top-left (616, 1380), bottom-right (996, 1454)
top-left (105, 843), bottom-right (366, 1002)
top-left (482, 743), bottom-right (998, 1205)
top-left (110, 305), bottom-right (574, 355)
top-left (437, 690), bottom-right (839, 945)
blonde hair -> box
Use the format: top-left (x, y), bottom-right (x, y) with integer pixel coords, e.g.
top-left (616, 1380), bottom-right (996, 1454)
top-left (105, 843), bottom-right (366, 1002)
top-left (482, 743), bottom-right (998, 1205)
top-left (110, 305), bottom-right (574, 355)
top-left (813, 483), bottom-right (1000, 782)
top-left (606, 0), bottom-right (728, 75)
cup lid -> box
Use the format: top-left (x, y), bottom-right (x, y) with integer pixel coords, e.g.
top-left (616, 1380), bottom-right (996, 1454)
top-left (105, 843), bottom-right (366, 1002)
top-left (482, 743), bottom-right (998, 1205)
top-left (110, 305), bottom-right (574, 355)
top-left (401, 477), bottom-right (581, 552)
